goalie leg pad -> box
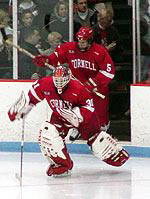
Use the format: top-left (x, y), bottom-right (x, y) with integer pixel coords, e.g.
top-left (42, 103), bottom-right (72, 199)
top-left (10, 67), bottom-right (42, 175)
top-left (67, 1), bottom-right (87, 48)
top-left (103, 148), bottom-right (129, 167)
top-left (39, 121), bottom-right (73, 175)
top-left (90, 131), bottom-right (129, 167)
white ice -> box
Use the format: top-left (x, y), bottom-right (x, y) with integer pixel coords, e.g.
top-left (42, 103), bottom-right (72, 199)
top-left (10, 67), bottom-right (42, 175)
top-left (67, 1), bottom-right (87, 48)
top-left (0, 152), bottom-right (150, 199)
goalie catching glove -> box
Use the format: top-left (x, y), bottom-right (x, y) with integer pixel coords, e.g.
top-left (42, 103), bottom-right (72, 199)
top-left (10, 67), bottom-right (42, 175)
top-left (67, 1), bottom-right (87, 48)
top-left (56, 107), bottom-right (83, 128)
top-left (8, 91), bottom-right (34, 121)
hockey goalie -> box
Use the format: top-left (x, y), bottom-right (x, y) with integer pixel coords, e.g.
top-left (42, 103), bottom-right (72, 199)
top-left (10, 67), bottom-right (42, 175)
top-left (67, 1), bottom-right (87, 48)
top-left (8, 65), bottom-right (129, 177)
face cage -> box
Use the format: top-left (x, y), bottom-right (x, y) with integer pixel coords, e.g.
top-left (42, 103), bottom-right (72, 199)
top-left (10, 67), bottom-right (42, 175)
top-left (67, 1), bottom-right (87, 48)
top-left (53, 74), bottom-right (70, 94)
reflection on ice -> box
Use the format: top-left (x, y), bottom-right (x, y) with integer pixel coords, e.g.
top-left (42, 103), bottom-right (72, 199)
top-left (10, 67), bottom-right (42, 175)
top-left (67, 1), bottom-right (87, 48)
top-left (0, 153), bottom-right (150, 199)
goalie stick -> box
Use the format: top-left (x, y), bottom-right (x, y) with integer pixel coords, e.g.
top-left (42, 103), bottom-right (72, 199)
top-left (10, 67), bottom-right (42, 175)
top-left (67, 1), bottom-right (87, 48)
top-left (4, 39), bottom-right (55, 70)
top-left (15, 116), bottom-right (25, 186)
top-left (9, 91), bottom-right (27, 186)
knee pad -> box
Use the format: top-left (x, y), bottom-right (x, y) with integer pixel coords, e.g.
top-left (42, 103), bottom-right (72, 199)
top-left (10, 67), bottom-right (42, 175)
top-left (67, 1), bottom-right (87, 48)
top-left (39, 121), bottom-right (66, 160)
top-left (91, 131), bottom-right (129, 167)
top-left (39, 121), bottom-right (73, 172)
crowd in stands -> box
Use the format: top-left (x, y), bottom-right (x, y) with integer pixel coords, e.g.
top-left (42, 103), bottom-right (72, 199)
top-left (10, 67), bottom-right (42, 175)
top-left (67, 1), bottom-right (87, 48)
top-left (0, 8), bottom-right (13, 78)
top-left (140, 0), bottom-right (150, 83)
top-left (0, 0), bottom-right (149, 82)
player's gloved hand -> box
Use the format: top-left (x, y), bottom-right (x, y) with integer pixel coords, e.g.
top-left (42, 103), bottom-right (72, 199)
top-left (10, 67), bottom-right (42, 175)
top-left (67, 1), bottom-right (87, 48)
top-left (32, 55), bottom-right (49, 67)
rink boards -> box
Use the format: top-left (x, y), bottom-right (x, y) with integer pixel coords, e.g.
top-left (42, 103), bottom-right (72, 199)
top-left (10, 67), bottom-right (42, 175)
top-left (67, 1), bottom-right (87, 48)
top-left (0, 80), bottom-right (150, 157)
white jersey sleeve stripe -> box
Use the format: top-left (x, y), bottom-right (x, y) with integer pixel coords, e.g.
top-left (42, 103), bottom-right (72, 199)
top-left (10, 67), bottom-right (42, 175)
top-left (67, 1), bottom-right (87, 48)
top-left (30, 87), bottom-right (42, 102)
top-left (99, 70), bottom-right (114, 79)
top-left (82, 105), bottom-right (94, 112)
top-left (89, 78), bottom-right (97, 87)
top-left (54, 51), bottom-right (58, 57)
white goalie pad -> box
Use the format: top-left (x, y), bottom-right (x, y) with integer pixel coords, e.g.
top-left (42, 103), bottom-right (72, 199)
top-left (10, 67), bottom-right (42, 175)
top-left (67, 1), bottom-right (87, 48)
top-left (39, 121), bottom-right (66, 160)
top-left (56, 107), bottom-right (83, 127)
top-left (8, 91), bottom-right (33, 121)
top-left (91, 131), bottom-right (122, 160)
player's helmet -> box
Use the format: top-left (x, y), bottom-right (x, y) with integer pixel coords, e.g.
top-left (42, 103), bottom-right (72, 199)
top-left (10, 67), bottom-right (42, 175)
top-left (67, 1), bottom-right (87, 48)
top-left (53, 65), bottom-right (71, 94)
top-left (76, 26), bottom-right (94, 51)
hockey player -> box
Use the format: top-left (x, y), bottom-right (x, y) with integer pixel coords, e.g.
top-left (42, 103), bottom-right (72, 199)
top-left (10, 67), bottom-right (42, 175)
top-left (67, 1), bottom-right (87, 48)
top-left (32, 26), bottom-right (115, 133)
top-left (8, 65), bottom-right (129, 177)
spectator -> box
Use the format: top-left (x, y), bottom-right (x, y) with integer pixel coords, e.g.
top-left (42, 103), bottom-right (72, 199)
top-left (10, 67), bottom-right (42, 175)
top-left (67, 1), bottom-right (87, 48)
top-left (39, 32), bottom-right (63, 56)
top-left (18, 0), bottom-right (46, 28)
top-left (19, 0), bottom-right (39, 17)
top-left (74, 0), bottom-right (97, 35)
top-left (38, 0), bottom-right (60, 20)
top-left (19, 10), bottom-right (35, 34)
top-left (38, 31), bottom-right (63, 76)
top-left (37, 0), bottom-right (65, 34)
top-left (93, 9), bottom-right (124, 62)
top-left (0, 33), bottom-right (13, 79)
top-left (0, 9), bottom-right (12, 49)
top-left (0, 9), bottom-right (13, 78)
top-left (18, 27), bottom-right (45, 79)
top-left (140, 0), bottom-right (150, 82)
top-left (44, 1), bottom-right (69, 41)
top-left (18, 10), bottom-right (48, 48)
top-left (94, 0), bottom-right (114, 17)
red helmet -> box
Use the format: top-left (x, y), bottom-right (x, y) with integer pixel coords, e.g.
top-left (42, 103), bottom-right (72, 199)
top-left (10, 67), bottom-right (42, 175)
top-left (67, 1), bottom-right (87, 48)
top-left (76, 26), bottom-right (94, 41)
top-left (76, 27), bottom-right (94, 51)
top-left (53, 65), bottom-right (71, 94)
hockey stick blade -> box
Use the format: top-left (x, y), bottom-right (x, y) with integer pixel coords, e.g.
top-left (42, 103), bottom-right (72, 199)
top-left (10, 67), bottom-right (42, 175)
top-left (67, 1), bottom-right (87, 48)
top-left (15, 173), bottom-right (22, 186)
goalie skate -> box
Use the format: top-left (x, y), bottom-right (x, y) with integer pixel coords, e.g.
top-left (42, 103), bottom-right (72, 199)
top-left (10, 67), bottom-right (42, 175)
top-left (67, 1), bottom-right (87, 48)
top-left (46, 164), bottom-right (72, 177)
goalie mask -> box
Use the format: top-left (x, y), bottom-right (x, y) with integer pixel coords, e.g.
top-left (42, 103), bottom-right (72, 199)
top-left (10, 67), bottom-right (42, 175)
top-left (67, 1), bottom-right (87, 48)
top-left (53, 65), bottom-right (71, 94)
top-left (76, 26), bottom-right (94, 52)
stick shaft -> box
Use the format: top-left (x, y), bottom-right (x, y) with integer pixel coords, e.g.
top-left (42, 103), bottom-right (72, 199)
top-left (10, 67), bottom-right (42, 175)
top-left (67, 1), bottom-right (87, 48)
top-left (20, 118), bottom-right (25, 179)
top-left (16, 117), bottom-right (25, 186)
top-left (5, 39), bottom-right (35, 58)
top-left (5, 39), bottom-right (55, 70)
top-left (72, 75), bottom-right (105, 99)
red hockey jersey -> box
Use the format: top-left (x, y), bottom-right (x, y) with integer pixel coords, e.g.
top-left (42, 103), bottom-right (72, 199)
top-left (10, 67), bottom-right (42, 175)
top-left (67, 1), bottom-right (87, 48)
top-left (28, 76), bottom-right (95, 126)
top-left (46, 42), bottom-right (115, 95)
